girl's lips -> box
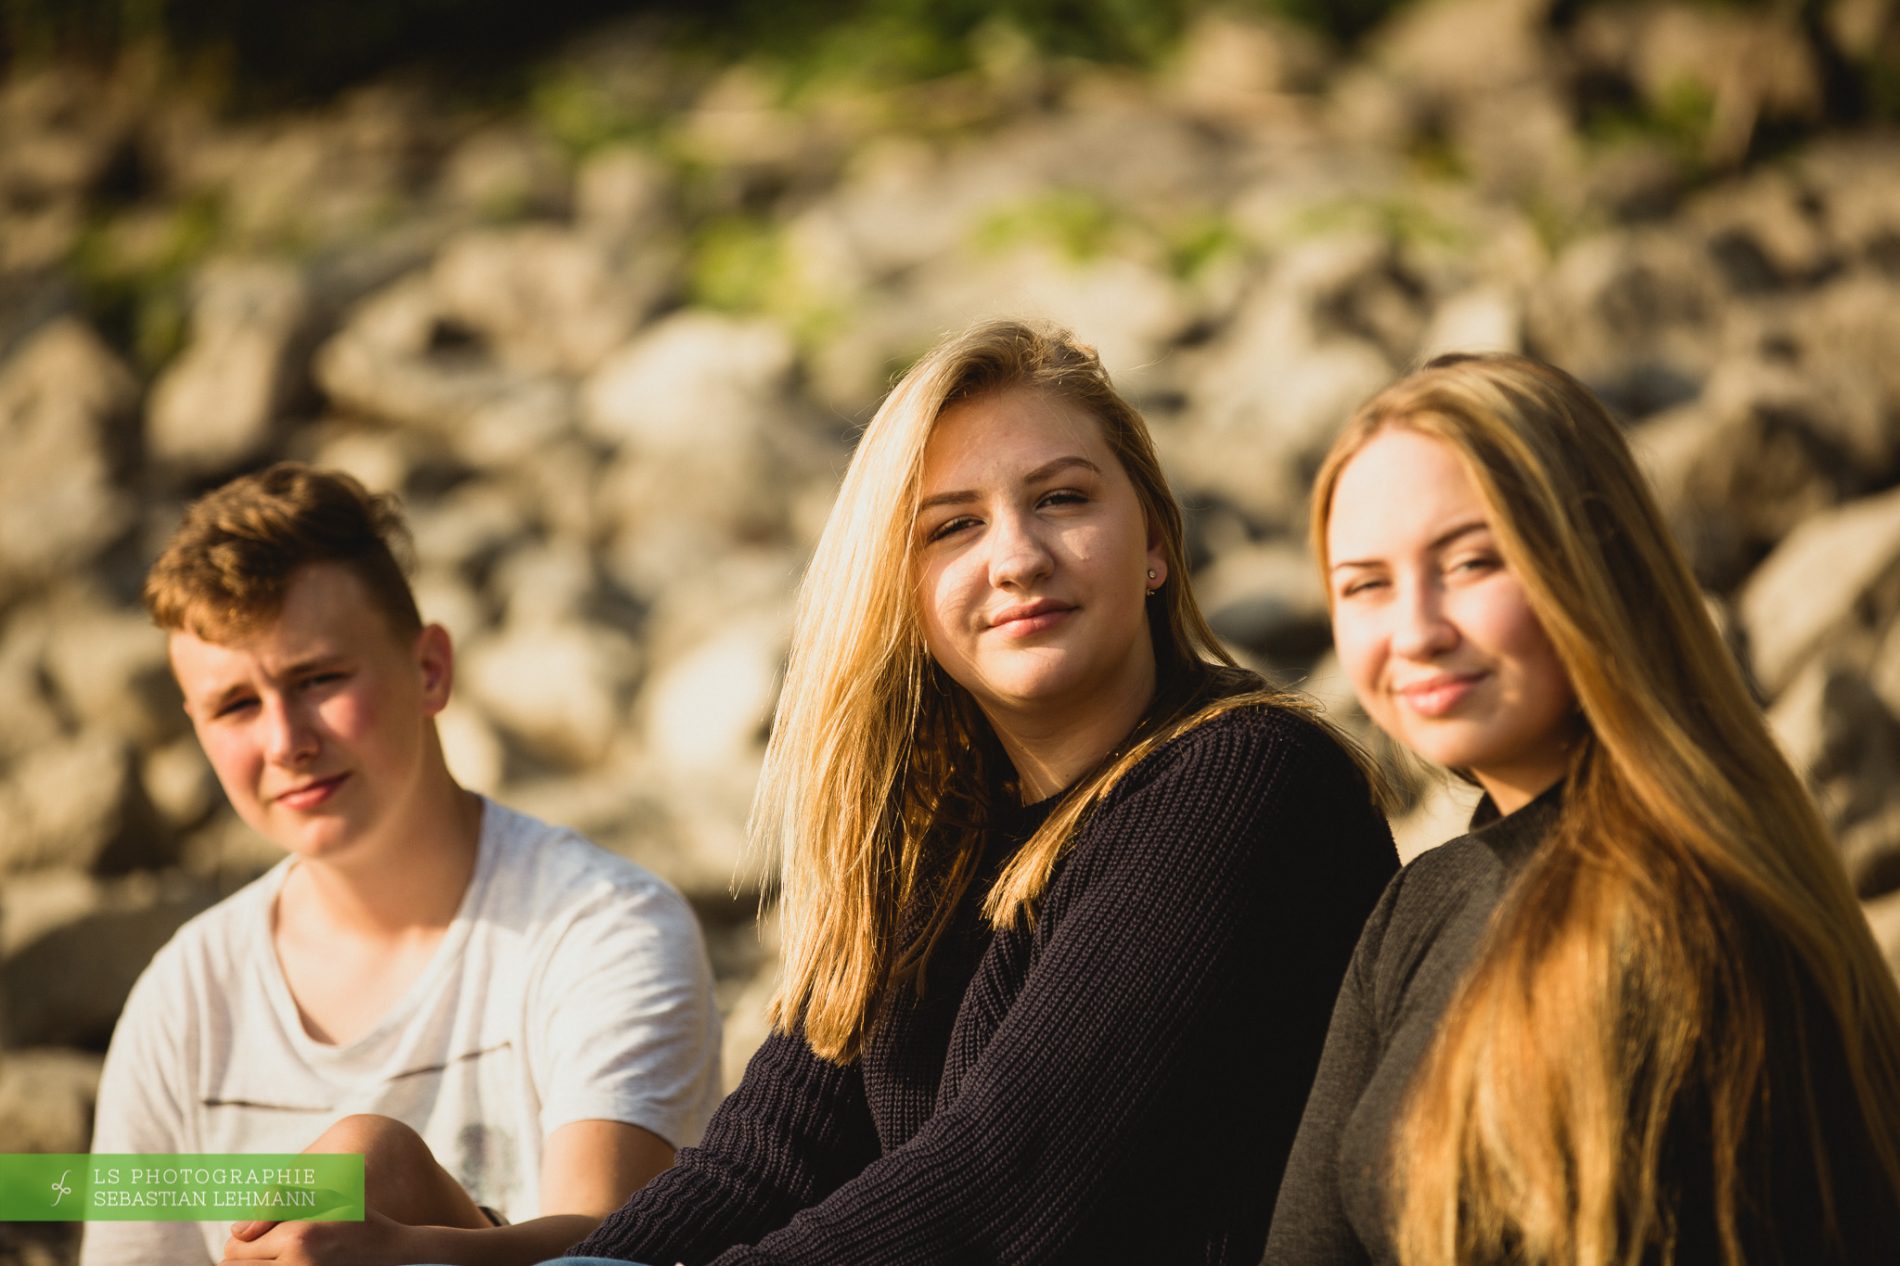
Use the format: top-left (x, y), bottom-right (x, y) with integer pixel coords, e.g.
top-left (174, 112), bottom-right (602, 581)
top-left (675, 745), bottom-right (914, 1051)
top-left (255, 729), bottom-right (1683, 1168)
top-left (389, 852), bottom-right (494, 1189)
top-left (990, 604), bottom-right (1076, 638)
top-left (277, 773), bottom-right (348, 810)
top-left (1398, 673), bottom-right (1485, 718)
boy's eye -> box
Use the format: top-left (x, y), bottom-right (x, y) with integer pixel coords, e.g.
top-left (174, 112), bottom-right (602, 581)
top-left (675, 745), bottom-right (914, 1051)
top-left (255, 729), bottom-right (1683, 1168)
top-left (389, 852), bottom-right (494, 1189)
top-left (214, 697), bottom-right (258, 719)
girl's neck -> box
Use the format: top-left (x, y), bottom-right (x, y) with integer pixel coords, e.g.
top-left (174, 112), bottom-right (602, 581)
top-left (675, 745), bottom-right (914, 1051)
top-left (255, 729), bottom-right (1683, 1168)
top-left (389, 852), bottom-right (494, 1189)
top-left (986, 675), bottom-right (1157, 803)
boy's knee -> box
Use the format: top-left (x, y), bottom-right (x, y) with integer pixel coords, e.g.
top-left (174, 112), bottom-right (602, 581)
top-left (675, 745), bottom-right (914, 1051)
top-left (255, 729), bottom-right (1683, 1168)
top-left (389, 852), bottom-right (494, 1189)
top-left (308, 1113), bottom-right (430, 1165)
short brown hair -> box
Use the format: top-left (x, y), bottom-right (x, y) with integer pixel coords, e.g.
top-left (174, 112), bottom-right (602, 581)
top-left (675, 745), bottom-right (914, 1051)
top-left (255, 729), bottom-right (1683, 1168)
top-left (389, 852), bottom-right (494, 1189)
top-left (145, 462), bottom-right (423, 642)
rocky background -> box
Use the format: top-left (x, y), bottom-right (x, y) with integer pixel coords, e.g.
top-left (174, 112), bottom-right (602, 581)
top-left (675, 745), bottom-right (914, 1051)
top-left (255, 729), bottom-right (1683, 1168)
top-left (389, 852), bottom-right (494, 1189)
top-left (3, 0), bottom-right (1900, 1260)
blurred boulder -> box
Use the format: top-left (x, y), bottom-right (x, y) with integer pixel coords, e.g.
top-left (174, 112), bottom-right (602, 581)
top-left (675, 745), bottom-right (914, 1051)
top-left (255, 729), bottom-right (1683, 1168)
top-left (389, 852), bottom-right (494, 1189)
top-left (0, 868), bottom-right (214, 1048)
top-left (140, 735), bottom-right (219, 837)
top-left (1525, 230), bottom-right (1723, 415)
top-left (585, 313), bottom-right (808, 547)
top-left (1689, 170), bottom-right (1835, 293)
top-left (0, 612), bottom-right (64, 767)
top-left (1573, 2), bottom-right (1823, 167)
top-left (406, 481), bottom-right (529, 582)
top-left (0, 320), bottom-right (136, 594)
top-left (0, 734), bottom-right (172, 876)
top-left (1632, 359), bottom-right (1872, 590)
top-left (1195, 542), bottom-right (1331, 667)
top-left (1739, 485), bottom-right (1900, 698)
top-left (314, 272), bottom-right (577, 467)
top-left (431, 225), bottom-right (670, 374)
top-left (0, 1048), bottom-right (102, 1153)
top-left (41, 602), bottom-right (181, 749)
top-left (1177, 234), bottom-right (1404, 529)
top-left (438, 124), bottom-right (571, 219)
top-left (575, 145), bottom-right (675, 242)
top-left (147, 258), bottom-right (314, 475)
top-left (437, 703), bottom-right (505, 796)
top-left (461, 620), bottom-right (641, 769)
top-left (1768, 660), bottom-right (1900, 897)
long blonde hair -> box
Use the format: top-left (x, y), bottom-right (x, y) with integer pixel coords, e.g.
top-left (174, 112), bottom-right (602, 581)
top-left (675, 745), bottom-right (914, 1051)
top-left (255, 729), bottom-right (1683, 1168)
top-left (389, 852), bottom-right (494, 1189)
top-left (759, 319), bottom-right (1295, 1061)
top-left (1310, 353), bottom-right (1900, 1265)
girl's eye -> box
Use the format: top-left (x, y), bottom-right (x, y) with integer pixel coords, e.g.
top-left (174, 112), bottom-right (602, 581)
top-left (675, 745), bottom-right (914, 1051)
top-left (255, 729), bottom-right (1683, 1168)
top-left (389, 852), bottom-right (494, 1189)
top-left (1449, 554), bottom-right (1500, 577)
top-left (926, 516), bottom-right (978, 543)
top-left (1339, 577), bottom-right (1386, 599)
top-left (1038, 489), bottom-right (1087, 509)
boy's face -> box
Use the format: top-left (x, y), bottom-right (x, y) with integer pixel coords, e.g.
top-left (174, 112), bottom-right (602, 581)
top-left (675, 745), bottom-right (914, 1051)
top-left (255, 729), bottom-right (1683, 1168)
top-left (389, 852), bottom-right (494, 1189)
top-left (168, 562), bottom-right (452, 866)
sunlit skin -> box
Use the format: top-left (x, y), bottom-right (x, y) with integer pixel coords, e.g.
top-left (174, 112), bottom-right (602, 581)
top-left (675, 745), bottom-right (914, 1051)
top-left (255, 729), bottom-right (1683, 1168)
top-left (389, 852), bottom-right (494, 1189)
top-left (1326, 427), bottom-right (1579, 814)
top-left (914, 387), bottom-right (1167, 801)
top-left (168, 562), bottom-right (469, 885)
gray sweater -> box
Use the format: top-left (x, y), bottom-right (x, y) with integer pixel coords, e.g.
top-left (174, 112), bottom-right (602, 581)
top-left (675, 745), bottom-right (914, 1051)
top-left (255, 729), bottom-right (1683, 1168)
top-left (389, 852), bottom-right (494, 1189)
top-left (1264, 785), bottom-right (1552, 1265)
top-left (1265, 782), bottom-right (1900, 1265)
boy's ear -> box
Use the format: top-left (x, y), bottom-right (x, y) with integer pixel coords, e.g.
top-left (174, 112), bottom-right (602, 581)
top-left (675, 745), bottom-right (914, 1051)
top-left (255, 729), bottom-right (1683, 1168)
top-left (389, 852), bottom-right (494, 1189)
top-left (415, 624), bottom-right (454, 716)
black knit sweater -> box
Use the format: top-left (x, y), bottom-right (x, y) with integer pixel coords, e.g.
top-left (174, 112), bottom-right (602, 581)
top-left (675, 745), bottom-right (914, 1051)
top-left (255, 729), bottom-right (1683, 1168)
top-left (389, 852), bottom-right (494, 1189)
top-left (573, 703), bottom-right (1397, 1264)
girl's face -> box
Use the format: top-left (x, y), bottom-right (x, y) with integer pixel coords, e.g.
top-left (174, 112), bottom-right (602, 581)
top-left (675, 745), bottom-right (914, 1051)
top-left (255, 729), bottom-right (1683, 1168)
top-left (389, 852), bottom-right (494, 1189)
top-left (913, 387), bottom-right (1166, 736)
top-left (1325, 426), bottom-right (1578, 814)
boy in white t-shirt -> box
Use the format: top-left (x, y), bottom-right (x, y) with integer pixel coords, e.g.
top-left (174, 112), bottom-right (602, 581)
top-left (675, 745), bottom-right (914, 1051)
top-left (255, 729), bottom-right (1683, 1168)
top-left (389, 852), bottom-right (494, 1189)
top-left (82, 463), bottom-right (721, 1266)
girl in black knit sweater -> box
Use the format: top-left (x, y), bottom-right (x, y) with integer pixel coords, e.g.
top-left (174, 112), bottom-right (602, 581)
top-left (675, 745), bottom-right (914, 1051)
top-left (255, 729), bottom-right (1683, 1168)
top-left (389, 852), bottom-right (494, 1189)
top-left (527, 320), bottom-right (1396, 1266)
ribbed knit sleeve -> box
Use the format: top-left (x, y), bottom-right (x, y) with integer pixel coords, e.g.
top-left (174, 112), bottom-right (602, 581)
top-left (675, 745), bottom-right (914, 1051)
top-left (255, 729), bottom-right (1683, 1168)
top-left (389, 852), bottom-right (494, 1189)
top-left (575, 1027), bottom-right (881, 1260)
top-left (577, 705), bottom-right (1395, 1265)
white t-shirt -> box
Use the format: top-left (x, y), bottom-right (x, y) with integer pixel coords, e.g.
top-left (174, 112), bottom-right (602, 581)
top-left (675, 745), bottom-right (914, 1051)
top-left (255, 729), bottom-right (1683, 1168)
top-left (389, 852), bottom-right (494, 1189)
top-left (80, 799), bottom-right (723, 1266)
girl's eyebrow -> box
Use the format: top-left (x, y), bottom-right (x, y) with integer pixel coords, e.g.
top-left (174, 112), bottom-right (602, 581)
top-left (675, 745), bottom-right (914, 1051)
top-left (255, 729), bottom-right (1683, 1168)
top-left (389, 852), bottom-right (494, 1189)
top-left (1330, 519), bottom-right (1489, 571)
top-left (916, 455), bottom-right (1101, 514)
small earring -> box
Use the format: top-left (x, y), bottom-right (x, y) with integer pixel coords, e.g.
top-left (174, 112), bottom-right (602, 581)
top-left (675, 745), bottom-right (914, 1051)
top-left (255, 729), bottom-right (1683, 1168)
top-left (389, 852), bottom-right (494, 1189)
top-left (1146, 568), bottom-right (1159, 598)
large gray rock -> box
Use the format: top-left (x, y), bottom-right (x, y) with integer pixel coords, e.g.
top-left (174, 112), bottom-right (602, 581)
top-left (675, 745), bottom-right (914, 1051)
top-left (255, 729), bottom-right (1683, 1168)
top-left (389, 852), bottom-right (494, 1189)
top-left (0, 868), bottom-right (215, 1047)
top-left (431, 226), bottom-right (669, 375)
top-left (0, 1048), bottom-right (103, 1153)
top-left (41, 602), bottom-right (182, 749)
top-left (1524, 229), bottom-right (1724, 415)
top-left (585, 313), bottom-right (813, 554)
top-left (1572, 2), bottom-right (1822, 167)
top-left (582, 311), bottom-right (796, 456)
top-left (460, 620), bottom-right (641, 770)
top-left (1689, 169), bottom-right (1835, 292)
top-left (0, 320), bottom-right (136, 593)
top-left (1768, 660), bottom-right (1900, 898)
top-left (1739, 485), bottom-right (1900, 698)
top-left (1173, 234), bottom-right (1404, 529)
top-left (0, 733), bottom-right (172, 876)
top-left (0, 611), bottom-right (65, 767)
top-left (146, 257), bottom-right (313, 475)
top-left (313, 272), bottom-right (578, 468)
top-left (1631, 359), bottom-right (1871, 590)
top-left (1194, 541), bottom-right (1332, 667)
top-left (437, 124), bottom-right (571, 219)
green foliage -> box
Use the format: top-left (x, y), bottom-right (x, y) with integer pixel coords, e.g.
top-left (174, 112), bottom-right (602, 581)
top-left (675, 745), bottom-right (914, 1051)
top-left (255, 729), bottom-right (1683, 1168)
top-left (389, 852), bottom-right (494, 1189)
top-left (67, 193), bottom-right (222, 373)
top-left (974, 191), bottom-right (1126, 263)
top-left (974, 190), bottom-right (1247, 282)
top-left (686, 214), bottom-right (841, 344)
top-left (1286, 193), bottom-right (1469, 252)
top-left (528, 69), bottom-right (661, 156)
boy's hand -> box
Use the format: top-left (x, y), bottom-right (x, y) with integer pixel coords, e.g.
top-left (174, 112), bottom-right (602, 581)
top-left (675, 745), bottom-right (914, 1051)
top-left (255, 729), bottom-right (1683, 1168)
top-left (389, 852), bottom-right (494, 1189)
top-left (219, 1209), bottom-right (413, 1265)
